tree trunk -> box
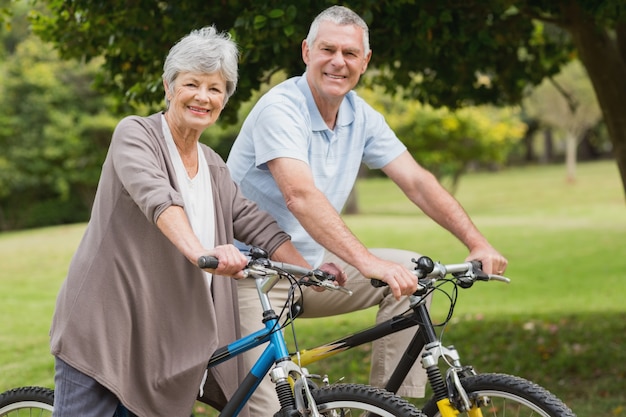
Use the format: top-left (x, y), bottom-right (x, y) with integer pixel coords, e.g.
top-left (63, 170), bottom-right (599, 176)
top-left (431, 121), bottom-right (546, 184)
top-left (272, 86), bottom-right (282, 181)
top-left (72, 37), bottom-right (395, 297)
top-left (541, 128), bottom-right (554, 164)
top-left (522, 118), bottom-right (540, 162)
top-left (560, 1), bottom-right (626, 201)
top-left (565, 132), bottom-right (577, 182)
top-left (343, 186), bottom-right (359, 215)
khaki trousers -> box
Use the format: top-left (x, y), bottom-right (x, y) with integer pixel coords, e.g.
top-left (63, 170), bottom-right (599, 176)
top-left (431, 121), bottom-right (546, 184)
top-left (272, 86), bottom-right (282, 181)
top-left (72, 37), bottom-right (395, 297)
top-left (237, 248), bottom-right (429, 415)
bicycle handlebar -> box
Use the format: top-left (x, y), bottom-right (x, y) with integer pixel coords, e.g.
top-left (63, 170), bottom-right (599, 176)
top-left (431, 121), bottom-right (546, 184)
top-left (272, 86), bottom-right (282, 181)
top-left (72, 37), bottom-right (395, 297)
top-left (370, 255), bottom-right (510, 291)
top-left (198, 255), bottom-right (219, 269)
top-left (198, 250), bottom-right (511, 295)
top-left (197, 249), bottom-right (352, 294)
top-left (197, 255), bottom-right (328, 278)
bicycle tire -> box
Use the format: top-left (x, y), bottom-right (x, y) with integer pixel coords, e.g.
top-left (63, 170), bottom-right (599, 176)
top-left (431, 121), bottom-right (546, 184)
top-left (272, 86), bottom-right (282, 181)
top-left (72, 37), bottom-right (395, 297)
top-left (421, 373), bottom-right (576, 417)
top-left (0, 386), bottom-right (54, 416)
top-left (311, 383), bottom-right (425, 416)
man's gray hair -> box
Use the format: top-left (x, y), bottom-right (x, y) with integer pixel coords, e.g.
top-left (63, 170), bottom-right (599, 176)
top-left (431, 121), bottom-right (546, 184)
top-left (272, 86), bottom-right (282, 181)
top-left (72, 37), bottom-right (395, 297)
top-left (305, 5), bottom-right (370, 54)
top-left (162, 25), bottom-right (239, 108)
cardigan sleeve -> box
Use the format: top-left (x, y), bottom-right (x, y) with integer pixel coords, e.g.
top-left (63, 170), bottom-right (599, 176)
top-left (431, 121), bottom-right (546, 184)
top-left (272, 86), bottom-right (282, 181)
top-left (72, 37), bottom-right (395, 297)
top-left (110, 114), bottom-right (184, 224)
top-left (203, 145), bottom-right (291, 256)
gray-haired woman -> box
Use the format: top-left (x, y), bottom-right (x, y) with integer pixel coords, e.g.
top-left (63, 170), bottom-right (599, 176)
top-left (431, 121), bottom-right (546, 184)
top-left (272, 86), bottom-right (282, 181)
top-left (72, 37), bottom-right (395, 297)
top-left (50, 26), bottom-right (314, 417)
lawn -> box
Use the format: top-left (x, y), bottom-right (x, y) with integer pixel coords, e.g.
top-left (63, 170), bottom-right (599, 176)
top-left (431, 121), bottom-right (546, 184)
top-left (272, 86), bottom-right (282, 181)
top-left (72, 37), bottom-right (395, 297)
top-left (0, 160), bottom-right (624, 416)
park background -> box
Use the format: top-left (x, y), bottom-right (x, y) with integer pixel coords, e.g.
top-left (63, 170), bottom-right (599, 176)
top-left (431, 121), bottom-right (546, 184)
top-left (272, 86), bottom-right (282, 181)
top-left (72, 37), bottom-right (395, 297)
top-left (1, 1), bottom-right (625, 416)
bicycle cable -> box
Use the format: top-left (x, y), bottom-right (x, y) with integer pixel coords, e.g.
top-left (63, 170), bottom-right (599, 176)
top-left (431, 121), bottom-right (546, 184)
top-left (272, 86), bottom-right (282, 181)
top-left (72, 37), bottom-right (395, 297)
top-left (433, 276), bottom-right (467, 369)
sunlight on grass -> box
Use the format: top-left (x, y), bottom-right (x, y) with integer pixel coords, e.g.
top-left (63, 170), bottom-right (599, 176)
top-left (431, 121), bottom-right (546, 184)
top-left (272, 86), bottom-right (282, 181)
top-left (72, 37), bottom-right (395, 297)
top-left (349, 161), bottom-right (625, 317)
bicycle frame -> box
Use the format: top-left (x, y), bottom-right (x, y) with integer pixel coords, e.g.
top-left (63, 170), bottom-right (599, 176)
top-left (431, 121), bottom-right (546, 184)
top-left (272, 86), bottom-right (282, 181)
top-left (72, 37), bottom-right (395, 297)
top-left (206, 271), bottom-right (315, 417)
top-left (293, 293), bottom-right (429, 394)
top-left (292, 292), bottom-right (484, 417)
top-left (291, 264), bottom-right (504, 417)
top-left (207, 313), bottom-right (285, 416)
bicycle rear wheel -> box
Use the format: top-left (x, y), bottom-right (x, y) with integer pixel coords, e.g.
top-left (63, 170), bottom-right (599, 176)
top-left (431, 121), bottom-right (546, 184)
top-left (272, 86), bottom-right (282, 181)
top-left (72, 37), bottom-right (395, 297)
top-left (421, 373), bottom-right (576, 417)
top-left (0, 386), bottom-right (54, 416)
top-left (311, 383), bottom-right (424, 416)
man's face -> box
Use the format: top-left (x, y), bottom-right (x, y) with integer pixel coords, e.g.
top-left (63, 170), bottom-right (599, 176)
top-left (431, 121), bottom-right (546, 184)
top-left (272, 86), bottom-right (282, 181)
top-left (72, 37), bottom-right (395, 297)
top-left (302, 21), bottom-right (371, 102)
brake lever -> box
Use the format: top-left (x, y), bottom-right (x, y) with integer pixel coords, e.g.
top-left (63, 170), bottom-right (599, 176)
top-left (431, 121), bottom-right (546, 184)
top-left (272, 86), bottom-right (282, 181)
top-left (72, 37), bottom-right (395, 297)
top-left (319, 281), bottom-right (353, 295)
top-left (299, 271), bottom-right (352, 295)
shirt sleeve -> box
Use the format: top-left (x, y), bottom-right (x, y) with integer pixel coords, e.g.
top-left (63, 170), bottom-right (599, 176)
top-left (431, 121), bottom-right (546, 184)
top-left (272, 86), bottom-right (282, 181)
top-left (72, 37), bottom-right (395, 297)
top-left (359, 97), bottom-right (407, 170)
top-left (248, 97), bottom-right (313, 170)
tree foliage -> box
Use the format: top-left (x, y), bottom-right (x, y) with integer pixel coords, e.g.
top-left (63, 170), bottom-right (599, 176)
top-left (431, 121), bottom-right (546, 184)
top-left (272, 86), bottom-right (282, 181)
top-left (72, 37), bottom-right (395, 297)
top-left (360, 86), bottom-right (525, 193)
top-left (0, 28), bottom-right (117, 229)
top-left (28, 0), bottom-right (626, 199)
top-left (29, 0), bottom-right (573, 119)
top-left (524, 60), bottom-right (602, 182)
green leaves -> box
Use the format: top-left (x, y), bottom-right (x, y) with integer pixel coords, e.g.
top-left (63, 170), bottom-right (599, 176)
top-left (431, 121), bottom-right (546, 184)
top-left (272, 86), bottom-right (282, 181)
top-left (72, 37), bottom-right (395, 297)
top-left (359, 84), bottom-right (525, 192)
top-left (0, 24), bottom-right (115, 228)
top-left (28, 0), bottom-right (584, 117)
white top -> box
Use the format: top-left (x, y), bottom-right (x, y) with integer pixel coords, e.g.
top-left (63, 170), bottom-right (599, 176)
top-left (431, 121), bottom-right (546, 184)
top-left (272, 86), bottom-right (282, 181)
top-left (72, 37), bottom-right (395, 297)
top-left (162, 114), bottom-right (215, 285)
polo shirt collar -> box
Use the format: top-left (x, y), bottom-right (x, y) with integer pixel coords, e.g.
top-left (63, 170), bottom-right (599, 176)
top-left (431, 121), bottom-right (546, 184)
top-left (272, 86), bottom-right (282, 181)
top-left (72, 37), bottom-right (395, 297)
top-left (297, 73), bottom-right (355, 132)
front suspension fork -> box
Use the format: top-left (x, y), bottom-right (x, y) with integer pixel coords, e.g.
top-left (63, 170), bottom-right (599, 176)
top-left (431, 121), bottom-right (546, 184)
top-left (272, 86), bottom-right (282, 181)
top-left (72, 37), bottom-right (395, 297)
top-left (422, 343), bottom-right (484, 417)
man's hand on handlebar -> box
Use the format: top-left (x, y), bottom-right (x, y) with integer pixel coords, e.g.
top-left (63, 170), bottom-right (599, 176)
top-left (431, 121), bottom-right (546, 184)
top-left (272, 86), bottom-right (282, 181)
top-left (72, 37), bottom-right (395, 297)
top-left (465, 243), bottom-right (508, 276)
top-left (361, 256), bottom-right (418, 300)
top-left (307, 262), bottom-right (347, 292)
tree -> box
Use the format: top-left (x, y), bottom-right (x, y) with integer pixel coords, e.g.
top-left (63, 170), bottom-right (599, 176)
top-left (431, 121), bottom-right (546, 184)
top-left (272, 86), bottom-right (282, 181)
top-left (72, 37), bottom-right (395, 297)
top-left (29, 0), bottom-right (626, 199)
top-left (524, 60), bottom-right (602, 182)
top-left (0, 32), bottom-right (117, 229)
top-left (360, 85), bottom-right (525, 193)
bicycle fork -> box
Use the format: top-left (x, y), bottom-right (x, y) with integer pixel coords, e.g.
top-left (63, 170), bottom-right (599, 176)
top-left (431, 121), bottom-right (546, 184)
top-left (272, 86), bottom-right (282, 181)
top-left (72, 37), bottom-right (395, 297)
top-left (260, 311), bottom-right (321, 417)
top-left (270, 360), bottom-right (322, 417)
top-left (422, 343), bottom-right (488, 417)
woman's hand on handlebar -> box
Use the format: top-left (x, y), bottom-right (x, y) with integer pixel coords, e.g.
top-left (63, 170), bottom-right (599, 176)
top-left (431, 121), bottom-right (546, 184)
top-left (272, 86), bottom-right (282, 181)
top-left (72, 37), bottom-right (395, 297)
top-left (200, 244), bottom-right (248, 279)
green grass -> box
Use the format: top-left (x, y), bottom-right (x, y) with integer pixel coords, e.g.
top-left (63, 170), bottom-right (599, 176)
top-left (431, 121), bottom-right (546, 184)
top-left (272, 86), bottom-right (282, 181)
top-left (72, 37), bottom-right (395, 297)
top-left (292, 160), bottom-right (626, 417)
top-left (0, 160), bottom-right (624, 416)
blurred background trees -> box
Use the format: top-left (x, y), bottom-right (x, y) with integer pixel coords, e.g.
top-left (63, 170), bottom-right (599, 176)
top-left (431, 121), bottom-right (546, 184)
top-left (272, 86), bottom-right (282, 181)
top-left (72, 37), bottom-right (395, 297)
top-left (0, 1), bottom-right (117, 229)
top-left (0, 0), bottom-right (619, 230)
top-left (523, 60), bottom-right (602, 182)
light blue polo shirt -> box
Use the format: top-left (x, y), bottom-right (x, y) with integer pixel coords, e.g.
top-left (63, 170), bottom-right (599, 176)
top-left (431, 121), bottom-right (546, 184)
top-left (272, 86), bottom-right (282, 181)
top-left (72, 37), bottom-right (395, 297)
top-left (227, 74), bottom-right (406, 267)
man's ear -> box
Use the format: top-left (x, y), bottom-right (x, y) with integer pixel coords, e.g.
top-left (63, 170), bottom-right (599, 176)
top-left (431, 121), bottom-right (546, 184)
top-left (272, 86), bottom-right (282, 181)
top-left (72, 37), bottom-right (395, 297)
top-left (361, 50), bottom-right (372, 75)
top-left (301, 39), bottom-right (310, 66)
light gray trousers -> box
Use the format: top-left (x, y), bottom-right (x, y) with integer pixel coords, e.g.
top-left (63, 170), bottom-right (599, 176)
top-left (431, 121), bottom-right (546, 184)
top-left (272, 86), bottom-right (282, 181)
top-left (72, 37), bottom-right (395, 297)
top-left (237, 248), bottom-right (430, 416)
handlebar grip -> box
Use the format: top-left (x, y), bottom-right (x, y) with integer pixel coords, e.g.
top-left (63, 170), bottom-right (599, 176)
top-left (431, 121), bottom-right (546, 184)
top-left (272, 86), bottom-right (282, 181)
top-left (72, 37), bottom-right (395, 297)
top-left (370, 279), bottom-right (387, 288)
top-left (198, 256), bottom-right (219, 269)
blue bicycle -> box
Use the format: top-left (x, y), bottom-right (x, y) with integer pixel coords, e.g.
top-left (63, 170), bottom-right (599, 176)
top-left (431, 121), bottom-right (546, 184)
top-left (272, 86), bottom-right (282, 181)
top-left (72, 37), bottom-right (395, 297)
top-left (0, 247), bottom-right (423, 417)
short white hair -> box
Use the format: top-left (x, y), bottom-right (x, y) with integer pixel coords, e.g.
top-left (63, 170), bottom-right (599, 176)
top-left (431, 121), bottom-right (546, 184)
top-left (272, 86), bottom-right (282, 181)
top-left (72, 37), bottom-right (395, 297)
top-left (162, 25), bottom-right (239, 108)
top-left (306, 6), bottom-right (370, 54)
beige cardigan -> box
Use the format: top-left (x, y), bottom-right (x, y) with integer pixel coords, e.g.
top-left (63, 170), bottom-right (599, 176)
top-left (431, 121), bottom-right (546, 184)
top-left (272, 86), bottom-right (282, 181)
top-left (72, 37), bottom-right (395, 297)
top-left (50, 113), bottom-right (289, 416)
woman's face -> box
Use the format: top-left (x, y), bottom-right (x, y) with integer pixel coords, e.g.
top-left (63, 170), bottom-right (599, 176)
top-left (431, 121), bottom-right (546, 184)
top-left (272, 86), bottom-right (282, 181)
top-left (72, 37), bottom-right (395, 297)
top-left (164, 71), bottom-right (227, 132)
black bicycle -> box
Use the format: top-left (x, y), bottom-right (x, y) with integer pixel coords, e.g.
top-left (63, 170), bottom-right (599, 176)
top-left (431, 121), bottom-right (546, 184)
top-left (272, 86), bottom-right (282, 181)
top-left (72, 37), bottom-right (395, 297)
top-left (288, 255), bottom-right (577, 417)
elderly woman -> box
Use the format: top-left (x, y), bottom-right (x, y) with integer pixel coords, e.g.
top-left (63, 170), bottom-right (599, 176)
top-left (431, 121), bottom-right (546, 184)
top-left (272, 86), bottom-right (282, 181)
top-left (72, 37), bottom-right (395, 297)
top-left (50, 26), bottom-right (311, 417)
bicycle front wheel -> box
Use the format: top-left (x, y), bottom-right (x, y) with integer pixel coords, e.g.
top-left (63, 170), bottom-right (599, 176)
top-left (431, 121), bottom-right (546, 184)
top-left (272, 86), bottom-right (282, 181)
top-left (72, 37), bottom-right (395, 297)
top-left (0, 386), bottom-right (54, 416)
top-left (422, 373), bottom-right (576, 417)
top-left (311, 383), bottom-right (424, 416)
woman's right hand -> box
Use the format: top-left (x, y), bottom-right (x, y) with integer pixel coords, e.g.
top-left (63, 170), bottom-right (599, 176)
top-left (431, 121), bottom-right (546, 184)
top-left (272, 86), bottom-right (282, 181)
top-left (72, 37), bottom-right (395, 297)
top-left (201, 244), bottom-right (248, 279)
